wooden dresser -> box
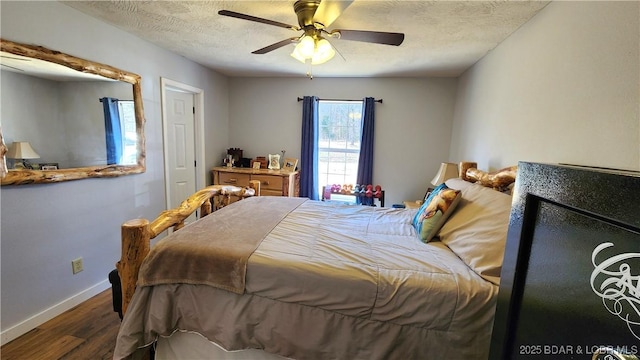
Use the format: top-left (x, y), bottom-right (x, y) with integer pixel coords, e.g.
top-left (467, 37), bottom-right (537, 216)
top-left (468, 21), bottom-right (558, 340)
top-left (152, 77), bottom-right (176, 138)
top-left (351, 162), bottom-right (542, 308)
top-left (211, 167), bottom-right (300, 197)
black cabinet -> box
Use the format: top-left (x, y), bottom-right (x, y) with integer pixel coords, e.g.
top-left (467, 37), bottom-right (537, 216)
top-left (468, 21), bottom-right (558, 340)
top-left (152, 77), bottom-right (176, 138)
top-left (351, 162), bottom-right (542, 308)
top-left (490, 162), bottom-right (640, 360)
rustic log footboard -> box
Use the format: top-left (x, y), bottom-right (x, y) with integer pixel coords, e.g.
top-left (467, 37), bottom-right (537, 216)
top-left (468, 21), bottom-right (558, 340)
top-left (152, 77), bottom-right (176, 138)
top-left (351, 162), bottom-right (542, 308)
top-left (117, 181), bottom-right (260, 315)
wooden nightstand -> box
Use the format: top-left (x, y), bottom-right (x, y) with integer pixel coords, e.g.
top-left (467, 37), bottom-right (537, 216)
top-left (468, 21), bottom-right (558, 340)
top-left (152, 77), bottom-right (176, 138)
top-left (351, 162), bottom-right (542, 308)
top-left (403, 200), bottom-right (423, 209)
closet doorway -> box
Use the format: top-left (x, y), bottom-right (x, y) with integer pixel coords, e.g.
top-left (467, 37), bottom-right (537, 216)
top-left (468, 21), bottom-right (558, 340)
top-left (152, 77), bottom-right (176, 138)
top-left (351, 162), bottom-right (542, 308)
top-left (161, 78), bottom-right (205, 222)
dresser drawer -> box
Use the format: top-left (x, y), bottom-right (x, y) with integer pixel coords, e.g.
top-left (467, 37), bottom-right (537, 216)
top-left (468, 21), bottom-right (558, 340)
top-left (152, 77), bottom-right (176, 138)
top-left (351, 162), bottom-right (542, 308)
top-left (218, 172), bottom-right (250, 186)
top-left (261, 189), bottom-right (284, 197)
top-left (251, 174), bottom-right (283, 191)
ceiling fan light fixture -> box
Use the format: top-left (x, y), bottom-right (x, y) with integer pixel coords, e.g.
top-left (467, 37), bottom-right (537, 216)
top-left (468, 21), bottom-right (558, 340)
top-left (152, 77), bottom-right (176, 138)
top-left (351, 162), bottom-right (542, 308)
top-left (295, 35), bottom-right (316, 58)
top-left (312, 38), bottom-right (335, 64)
top-left (290, 35), bottom-right (335, 65)
top-left (290, 45), bottom-right (308, 63)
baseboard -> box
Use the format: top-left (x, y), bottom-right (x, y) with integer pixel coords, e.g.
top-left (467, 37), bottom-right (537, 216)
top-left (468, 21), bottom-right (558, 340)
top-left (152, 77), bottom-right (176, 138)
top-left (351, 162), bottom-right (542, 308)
top-left (0, 279), bottom-right (110, 346)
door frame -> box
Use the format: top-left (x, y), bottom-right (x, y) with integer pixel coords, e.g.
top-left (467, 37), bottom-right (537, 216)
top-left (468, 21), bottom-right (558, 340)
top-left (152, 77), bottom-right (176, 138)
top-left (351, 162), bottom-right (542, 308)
top-left (160, 77), bottom-right (206, 211)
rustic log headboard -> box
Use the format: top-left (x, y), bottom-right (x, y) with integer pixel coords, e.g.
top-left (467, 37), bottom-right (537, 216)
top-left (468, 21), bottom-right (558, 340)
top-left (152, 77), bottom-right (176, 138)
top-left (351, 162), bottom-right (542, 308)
top-left (459, 161), bottom-right (518, 191)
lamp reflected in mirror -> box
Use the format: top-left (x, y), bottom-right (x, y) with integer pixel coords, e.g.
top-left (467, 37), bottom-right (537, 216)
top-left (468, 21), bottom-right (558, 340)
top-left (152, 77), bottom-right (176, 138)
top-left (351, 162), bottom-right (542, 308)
top-left (6, 141), bottom-right (39, 169)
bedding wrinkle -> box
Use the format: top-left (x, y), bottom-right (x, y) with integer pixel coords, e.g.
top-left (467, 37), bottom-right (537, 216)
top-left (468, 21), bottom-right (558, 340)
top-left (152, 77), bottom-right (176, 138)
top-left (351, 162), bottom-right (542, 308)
top-left (420, 241), bottom-right (461, 332)
top-left (368, 260), bottom-right (382, 321)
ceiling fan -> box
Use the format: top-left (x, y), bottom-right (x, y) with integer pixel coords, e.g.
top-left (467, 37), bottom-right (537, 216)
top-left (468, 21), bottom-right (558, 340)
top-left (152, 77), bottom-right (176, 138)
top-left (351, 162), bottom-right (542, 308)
top-left (218, 0), bottom-right (404, 68)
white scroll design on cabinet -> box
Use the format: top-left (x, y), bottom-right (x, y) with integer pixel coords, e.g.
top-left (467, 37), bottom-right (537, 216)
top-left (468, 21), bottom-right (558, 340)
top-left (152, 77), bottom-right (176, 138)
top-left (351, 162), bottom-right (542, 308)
top-left (590, 242), bottom-right (640, 340)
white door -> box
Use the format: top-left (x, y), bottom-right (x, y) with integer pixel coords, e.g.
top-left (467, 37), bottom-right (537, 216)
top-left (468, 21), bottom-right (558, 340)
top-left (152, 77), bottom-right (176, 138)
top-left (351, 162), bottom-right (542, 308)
top-left (166, 89), bottom-right (196, 222)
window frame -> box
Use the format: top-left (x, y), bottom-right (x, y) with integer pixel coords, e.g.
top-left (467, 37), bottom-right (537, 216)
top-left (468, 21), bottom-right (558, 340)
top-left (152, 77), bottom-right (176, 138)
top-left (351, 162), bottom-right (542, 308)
top-left (316, 100), bottom-right (363, 195)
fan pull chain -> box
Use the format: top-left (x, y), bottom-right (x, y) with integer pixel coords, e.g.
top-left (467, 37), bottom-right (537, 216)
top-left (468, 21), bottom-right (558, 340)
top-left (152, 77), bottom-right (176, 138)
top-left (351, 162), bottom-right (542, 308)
top-left (306, 60), bottom-right (313, 80)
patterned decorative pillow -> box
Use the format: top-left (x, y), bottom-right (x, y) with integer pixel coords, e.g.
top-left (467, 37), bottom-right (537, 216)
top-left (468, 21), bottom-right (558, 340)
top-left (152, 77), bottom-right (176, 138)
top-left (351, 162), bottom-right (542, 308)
top-left (412, 183), bottom-right (462, 242)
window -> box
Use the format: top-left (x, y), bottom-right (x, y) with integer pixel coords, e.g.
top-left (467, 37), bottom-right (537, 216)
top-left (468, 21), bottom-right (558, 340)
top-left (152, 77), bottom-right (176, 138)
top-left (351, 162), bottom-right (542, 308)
top-left (117, 100), bottom-right (137, 165)
top-left (102, 97), bottom-right (137, 165)
top-left (317, 100), bottom-right (363, 195)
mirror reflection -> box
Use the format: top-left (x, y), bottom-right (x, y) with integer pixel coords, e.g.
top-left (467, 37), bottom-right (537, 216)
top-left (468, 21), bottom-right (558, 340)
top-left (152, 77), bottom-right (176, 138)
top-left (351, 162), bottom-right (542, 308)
top-left (2, 62), bottom-right (136, 168)
top-left (0, 39), bottom-right (145, 185)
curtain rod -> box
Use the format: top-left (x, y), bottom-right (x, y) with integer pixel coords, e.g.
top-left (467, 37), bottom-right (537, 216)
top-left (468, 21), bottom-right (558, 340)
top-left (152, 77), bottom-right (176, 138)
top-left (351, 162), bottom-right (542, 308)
top-left (296, 97), bottom-right (382, 103)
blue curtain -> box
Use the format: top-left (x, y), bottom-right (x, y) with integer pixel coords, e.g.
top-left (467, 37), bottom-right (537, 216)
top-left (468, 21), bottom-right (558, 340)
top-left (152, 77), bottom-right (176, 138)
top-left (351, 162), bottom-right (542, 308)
top-left (101, 97), bottom-right (123, 165)
top-left (356, 97), bottom-right (375, 186)
top-left (300, 96), bottom-right (319, 200)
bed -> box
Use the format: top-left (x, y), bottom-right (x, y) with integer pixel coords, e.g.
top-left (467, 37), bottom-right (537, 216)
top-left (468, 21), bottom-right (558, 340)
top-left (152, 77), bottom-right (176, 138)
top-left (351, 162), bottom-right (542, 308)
top-left (113, 162), bottom-right (517, 360)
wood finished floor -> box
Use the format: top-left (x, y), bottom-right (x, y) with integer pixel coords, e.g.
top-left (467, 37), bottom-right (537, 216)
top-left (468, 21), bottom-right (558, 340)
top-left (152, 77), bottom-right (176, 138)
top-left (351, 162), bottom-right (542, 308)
top-left (1, 290), bottom-right (121, 360)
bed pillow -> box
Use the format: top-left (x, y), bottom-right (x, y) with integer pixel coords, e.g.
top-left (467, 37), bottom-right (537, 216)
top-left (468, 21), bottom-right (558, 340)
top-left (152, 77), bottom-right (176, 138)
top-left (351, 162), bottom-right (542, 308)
top-left (437, 183), bottom-right (512, 285)
top-left (445, 177), bottom-right (473, 191)
top-left (412, 183), bottom-right (461, 242)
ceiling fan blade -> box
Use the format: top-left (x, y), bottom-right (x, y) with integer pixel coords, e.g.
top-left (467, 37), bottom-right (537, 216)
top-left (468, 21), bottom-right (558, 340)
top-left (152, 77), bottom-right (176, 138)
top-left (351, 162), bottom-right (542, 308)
top-left (252, 38), bottom-right (299, 54)
top-left (333, 29), bottom-right (405, 46)
top-left (218, 10), bottom-right (299, 31)
top-left (313, 0), bottom-right (353, 28)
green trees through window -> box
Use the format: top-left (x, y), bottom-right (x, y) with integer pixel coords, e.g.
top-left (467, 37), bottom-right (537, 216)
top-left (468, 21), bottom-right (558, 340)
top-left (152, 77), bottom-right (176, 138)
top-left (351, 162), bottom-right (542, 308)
top-left (317, 100), bottom-right (363, 194)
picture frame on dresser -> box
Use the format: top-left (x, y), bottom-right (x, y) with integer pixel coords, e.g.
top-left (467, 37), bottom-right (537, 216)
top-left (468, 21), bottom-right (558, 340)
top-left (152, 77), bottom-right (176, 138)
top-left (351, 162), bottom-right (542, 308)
top-left (268, 154), bottom-right (280, 170)
top-left (282, 158), bottom-right (298, 172)
top-left (39, 163), bottom-right (58, 170)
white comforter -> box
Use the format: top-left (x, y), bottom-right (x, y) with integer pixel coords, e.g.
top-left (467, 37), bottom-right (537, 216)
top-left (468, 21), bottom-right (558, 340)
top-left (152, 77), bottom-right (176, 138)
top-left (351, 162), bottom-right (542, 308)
top-left (115, 199), bottom-right (498, 360)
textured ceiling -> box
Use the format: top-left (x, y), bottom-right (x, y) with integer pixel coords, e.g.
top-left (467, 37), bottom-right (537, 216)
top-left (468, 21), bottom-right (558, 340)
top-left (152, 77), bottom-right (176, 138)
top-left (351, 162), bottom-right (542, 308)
top-left (62, 1), bottom-right (550, 78)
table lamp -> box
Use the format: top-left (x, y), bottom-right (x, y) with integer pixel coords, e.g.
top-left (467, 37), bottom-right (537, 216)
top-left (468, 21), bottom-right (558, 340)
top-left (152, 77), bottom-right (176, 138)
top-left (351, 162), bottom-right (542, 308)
top-left (6, 141), bottom-right (40, 169)
top-left (431, 162), bottom-right (459, 186)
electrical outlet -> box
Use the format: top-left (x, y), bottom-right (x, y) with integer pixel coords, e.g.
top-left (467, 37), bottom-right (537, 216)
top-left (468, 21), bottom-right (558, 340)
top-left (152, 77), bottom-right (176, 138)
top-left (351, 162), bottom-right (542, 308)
top-left (71, 257), bottom-right (83, 274)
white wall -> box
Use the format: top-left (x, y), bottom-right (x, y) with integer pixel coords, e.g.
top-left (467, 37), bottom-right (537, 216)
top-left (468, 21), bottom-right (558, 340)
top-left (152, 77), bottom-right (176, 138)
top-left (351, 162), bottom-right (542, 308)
top-left (1, 71), bottom-right (66, 167)
top-left (0, 1), bottom-right (230, 343)
top-left (450, 1), bottom-right (640, 171)
top-left (229, 77), bottom-right (458, 205)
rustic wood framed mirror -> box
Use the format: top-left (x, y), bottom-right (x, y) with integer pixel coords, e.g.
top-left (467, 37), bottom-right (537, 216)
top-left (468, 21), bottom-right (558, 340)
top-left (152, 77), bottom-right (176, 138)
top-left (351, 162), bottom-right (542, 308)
top-left (0, 38), bottom-right (145, 185)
